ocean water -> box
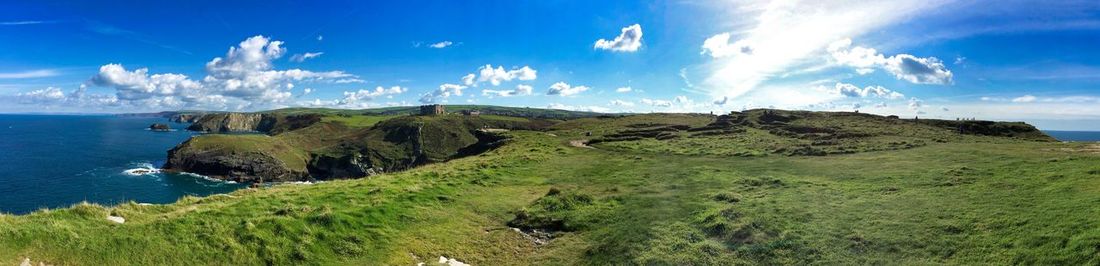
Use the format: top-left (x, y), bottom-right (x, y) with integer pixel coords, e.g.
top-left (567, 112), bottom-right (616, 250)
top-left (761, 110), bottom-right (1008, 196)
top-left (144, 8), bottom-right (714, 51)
top-left (1044, 130), bottom-right (1100, 142)
top-left (0, 115), bottom-right (245, 214)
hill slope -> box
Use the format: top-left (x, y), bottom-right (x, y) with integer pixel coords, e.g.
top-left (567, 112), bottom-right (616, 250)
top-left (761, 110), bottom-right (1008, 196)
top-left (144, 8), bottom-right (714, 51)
top-left (4, 108), bottom-right (1094, 266)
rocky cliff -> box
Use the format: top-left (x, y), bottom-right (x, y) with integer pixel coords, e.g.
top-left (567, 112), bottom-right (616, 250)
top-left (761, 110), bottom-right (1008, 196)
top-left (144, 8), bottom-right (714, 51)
top-left (165, 114), bottom-right (529, 182)
top-left (186, 113), bottom-right (322, 134)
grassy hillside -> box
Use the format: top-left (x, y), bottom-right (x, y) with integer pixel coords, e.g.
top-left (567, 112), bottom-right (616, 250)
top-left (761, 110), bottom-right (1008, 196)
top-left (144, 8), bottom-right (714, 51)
top-left (166, 112), bottom-right (554, 181)
top-left (3, 110), bottom-right (1098, 265)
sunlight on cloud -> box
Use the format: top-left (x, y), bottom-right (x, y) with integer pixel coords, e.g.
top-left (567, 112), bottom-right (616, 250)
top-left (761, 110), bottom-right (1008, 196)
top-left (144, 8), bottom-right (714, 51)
top-left (702, 0), bottom-right (948, 102)
top-left (594, 24), bottom-right (643, 52)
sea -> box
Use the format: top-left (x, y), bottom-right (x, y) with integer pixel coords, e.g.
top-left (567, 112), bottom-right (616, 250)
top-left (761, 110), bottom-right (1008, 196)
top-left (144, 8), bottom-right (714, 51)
top-left (0, 114), bottom-right (245, 214)
top-left (1043, 130), bottom-right (1100, 142)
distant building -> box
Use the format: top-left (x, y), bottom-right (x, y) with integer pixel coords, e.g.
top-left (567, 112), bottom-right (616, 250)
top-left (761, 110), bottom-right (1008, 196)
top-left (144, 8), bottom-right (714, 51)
top-left (461, 110), bottom-right (481, 116)
top-left (420, 104), bottom-right (445, 116)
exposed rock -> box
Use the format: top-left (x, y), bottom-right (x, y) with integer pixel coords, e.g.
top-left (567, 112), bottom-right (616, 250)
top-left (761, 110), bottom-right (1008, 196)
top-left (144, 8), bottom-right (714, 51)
top-left (107, 215), bottom-right (125, 224)
top-left (306, 153), bottom-right (381, 179)
top-left (187, 113), bottom-right (269, 132)
top-left (169, 113), bottom-right (205, 123)
top-left (437, 256), bottom-right (470, 266)
top-left (164, 141), bottom-right (308, 182)
top-left (149, 123), bottom-right (172, 131)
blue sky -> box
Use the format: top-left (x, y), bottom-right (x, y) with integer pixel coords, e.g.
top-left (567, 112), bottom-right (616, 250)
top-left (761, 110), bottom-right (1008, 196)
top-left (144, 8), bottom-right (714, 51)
top-left (2, 0), bottom-right (1099, 130)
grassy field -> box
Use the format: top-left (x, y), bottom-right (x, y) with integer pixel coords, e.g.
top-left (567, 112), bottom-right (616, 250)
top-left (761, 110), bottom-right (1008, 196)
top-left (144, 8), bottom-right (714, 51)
top-left (2, 111), bottom-right (1099, 265)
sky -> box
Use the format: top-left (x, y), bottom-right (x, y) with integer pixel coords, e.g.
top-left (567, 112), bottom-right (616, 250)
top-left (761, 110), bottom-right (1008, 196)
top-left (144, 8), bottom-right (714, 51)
top-left (2, 0), bottom-right (1100, 130)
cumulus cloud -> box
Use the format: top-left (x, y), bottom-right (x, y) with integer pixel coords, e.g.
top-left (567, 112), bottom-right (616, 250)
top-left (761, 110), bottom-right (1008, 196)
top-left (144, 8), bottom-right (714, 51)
top-left (429, 41), bottom-right (453, 48)
top-left (701, 33), bottom-right (753, 58)
top-left (419, 83), bottom-right (466, 103)
top-left (337, 86), bottom-right (407, 107)
top-left (482, 84), bottom-right (533, 97)
top-left (460, 74), bottom-right (476, 86)
top-left (459, 64), bottom-right (537, 87)
top-left (829, 82), bottom-right (904, 99)
top-left (82, 35), bottom-right (357, 110)
top-left (11, 85), bottom-right (121, 108)
top-left (289, 52), bottom-right (324, 62)
top-left (827, 39), bottom-right (954, 85)
top-left (594, 24), bottom-right (643, 52)
top-left (16, 87), bottom-right (66, 103)
top-left (546, 82), bottom-right (589, 96)
top-left (615, 86), bottom-right (632, 93)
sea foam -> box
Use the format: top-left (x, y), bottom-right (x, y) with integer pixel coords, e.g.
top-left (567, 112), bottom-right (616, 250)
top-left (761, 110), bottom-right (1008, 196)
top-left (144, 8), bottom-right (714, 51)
top-left (122, 163), bottom-right (161, 176)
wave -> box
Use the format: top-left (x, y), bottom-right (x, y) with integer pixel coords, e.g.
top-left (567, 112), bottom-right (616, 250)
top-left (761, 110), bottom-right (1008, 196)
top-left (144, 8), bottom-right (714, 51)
top-left (121, 163), bottom-right (161, 176)
top-left (178, 172), bottom-right (238, 184)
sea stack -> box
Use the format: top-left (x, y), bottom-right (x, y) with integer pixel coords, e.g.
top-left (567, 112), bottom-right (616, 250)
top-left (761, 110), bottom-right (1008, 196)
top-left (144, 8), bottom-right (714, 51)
top-left (149, 123), bottom-right (172, 132)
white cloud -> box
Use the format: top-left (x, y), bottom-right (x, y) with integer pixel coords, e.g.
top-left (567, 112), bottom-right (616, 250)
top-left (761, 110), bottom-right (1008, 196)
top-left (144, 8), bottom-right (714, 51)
top-left (679, 68), bottom-right (694, 88)
top-left (482, 84), bottom-right (533, 97)
top-left (82, 35), bottom-right (357, 110)
top-left (701, 32), bottom-right (753, 58)
top-left (546, 82), bottom-right (589, 96)
top-left (429, 41), bottom-right (453, 48)
top-left (469, 64), bottom-right (537, 86)
top-left (16, 87), bottom-right (66, 103)
top-left (615, 86), bottom-right (632, 93)
top-left (830, 82), bottom-right (904, 99)
top-left (339, 86), bottom-right (407, 107)
top-left (1012, 95), bottom-right (1037, 103)
top-left (827, 39), bottom-right (954, 85)
top-left (289, 52), bottom-right (324, 62)
top-left (0, 69), bottom-right (59, 79)
top-left (594, 24), bottom-right (643, 52)
top-left (301, 88), bottom-right (313, 96)
top-left (908, 97), bottom-right (923, 110)
top-left (702, 1), bottom-right (949, 99)
top-left (461, 74), bottom-right (476, 86)
top-left (333, 78), bottom-right (366, 84)
top-left (317, 35), bottom-right (323, 41)
top-left (609, 99), bottom-right (634, 106)
top-left (419, 83), bottom-right (466, 103)
top-left (547, 103), bottom-right (610, 113)
top-left (640, 98), bottom-right (673, 107)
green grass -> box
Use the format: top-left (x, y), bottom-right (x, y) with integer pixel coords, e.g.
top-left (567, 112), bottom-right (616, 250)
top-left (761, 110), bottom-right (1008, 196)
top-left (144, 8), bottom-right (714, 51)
top-left (2, 113), bottom-right (1099, 265)
top-left (184, 134), bottom-right (311, 170)
top-left (320, 115), bottom-right (396, 128)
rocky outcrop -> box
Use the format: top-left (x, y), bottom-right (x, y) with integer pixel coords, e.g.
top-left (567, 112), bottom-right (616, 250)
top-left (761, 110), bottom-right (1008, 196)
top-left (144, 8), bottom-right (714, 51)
top-left (169, 113), bottom-right (205, 123)
top-left (164, 141), bottom-right (308, 182)
top-left (164, 115), bottom-right (519, 183)
top-left (186, 113), bottom-right (321, 134)
top-left (306, 153), bottom-right (382, 179)
top-left (915, 119), bottom-right (1056, 141)
top-left (187, 113), bottom-right (271, 132)
top-left (149, 123), bottom-right (172, 131)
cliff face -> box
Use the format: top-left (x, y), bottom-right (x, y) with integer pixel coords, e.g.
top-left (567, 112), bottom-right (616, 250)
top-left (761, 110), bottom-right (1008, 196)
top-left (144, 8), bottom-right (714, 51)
top-left (186, 113), bottom-right (322, 134)
top-left (187, 113), bottom-right (270, 132)
top-left (164, 144), bottom-right (309, 182)
top-left (169, 113), bottom-right (205, 123)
